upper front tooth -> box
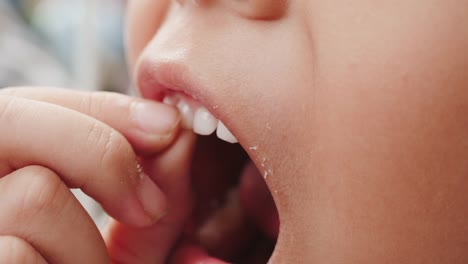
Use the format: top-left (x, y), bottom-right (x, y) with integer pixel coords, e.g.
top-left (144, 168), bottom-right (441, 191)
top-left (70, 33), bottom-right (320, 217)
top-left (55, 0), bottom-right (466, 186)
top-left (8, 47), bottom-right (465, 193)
top-left (163, 95), bottom-right (178, 106)
top-left (176, 99), bottom-right (194, 129)
top-left (216, 121), bottom-right (238, 144)
top-left (193, 107), bottom-right (219, 136)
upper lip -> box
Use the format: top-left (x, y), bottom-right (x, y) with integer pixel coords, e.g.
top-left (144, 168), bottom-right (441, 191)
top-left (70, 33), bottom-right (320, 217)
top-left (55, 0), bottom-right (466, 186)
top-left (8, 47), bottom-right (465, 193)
top-left (136, 58), bottom-right (229, 129)
top-left (136, 56), bottom-right (263, 168)
top-left (137, 59), bottom-right (202, 103)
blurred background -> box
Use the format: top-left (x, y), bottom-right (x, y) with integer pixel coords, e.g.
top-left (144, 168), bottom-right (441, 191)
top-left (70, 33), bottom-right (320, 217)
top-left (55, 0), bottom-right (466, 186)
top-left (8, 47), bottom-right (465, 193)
top-left (1, 0), bottom-right (129, 92)
top-left (1, 0), bottom-right (131, 226)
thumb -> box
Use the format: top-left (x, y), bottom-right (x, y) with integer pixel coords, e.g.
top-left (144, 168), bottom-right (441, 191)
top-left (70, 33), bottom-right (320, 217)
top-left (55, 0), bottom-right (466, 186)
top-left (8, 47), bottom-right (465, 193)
top-left (103, 131), bottom-right (197, 263)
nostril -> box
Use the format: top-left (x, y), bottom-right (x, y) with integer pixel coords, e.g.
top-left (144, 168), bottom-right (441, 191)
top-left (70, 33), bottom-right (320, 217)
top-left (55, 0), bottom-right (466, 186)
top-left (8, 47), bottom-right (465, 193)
top-left (225, 0), bottom-right (288, 20)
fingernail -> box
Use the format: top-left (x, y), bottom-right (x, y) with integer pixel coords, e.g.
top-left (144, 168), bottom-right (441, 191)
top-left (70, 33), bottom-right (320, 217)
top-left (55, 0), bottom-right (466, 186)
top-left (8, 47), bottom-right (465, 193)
top-left (132, 100), bottom-right (180, 135)
top-left (137, 174), bottom-right (167, 223)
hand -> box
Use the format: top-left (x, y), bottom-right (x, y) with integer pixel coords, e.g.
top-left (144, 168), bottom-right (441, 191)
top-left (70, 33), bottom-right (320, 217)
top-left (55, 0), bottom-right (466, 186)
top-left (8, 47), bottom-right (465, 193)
top-left (0, 87), bottom-right (181, 263)
top-left (102, 134), bottom-right (279, 264)
top-left (102, 111), bottom-right (278, 263)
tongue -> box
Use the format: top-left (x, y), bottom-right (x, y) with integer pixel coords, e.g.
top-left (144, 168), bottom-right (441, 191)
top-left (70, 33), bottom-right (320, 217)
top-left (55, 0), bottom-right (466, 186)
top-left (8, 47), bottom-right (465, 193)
top-left (170, 243), bottom-right (229, 264)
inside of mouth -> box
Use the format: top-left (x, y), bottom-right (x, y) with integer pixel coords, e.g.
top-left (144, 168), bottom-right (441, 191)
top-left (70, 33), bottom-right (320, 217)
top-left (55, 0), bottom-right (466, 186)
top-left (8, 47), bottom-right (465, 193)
top-left (158, 91), bottom-right (279, 263)
top-left (179, 133), bottom-right (279, 264)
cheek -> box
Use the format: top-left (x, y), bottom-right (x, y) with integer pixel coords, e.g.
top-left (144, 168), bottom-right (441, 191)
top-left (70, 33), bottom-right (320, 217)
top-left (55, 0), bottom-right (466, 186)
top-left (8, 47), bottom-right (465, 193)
top-left (304, 2), bottom-right (468, 212)
top-left (311, 0), bottom-right (468, 89)
top-left (310, 0), bottom-right (468, 127)
top-left (207, 21), bottom-right (316, 160)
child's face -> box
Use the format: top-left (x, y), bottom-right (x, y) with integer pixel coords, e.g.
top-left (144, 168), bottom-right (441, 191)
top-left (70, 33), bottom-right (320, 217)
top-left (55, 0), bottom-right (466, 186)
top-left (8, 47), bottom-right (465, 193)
top-left (127, 0), bottom-right (468, 262)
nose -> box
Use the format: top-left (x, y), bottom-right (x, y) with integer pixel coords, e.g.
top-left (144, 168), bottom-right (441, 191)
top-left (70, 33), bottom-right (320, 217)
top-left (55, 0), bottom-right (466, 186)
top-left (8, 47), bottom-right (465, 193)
top-left (175, 0), bottom-right (287, 19)
top-left (126, 0), bottom-right (172, 70)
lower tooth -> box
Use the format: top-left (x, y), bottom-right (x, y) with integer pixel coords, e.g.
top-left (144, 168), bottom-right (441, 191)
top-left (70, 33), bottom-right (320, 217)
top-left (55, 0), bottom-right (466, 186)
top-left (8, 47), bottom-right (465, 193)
top-left (176, 99), bottom-right (194, 129)
top-left (216, 121), bottom-right (238, 144)
top-left (193, 108), bottom-right (218, 136)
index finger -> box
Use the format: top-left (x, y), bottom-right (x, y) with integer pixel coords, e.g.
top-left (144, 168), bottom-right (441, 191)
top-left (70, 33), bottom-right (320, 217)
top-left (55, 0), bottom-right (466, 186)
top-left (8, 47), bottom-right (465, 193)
top-left (1, 87), bottom-right (181, 155)
top-left (0, 95), bottom-right (168, 227)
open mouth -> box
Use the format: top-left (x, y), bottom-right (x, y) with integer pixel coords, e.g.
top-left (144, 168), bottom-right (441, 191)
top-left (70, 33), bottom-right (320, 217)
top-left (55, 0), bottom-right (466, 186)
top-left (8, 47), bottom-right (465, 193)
top-left (165, 91), bottom-right (279, 264)
top-left (137, 63), bottom-right (279, 263)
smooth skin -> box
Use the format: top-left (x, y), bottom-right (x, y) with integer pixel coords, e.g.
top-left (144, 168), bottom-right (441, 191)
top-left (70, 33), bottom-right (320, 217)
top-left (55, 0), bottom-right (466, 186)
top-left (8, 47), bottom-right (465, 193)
top-left (2, 0), bottom-right (468, 263)
top-left (126, 0), bottom-right (468, 263)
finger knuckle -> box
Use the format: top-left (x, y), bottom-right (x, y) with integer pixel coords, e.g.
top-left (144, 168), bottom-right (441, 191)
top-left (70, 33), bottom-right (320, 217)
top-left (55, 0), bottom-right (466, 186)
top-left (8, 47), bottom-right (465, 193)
top-left (0, 95), bottom-right (21, 123)
top-left (0, 236), bottom-right (42, 263)
top-left (79, 92), bottom-right (103, 117)
top-left (87, 122), bottom-right (133, 168)
top-left (13, 166), bottom-right (66, 218)
top-left (0, 87), bottom-right (20, 96)
top-left (81, 91), bottom-right (124, 118)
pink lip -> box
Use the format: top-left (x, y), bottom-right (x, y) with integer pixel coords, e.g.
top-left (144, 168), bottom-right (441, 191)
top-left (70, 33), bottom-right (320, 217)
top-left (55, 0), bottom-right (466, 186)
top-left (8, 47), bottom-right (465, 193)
top-left (135, 57), bottom-right (245, 147)
top-left (136, 59), bottom-right (219, 115)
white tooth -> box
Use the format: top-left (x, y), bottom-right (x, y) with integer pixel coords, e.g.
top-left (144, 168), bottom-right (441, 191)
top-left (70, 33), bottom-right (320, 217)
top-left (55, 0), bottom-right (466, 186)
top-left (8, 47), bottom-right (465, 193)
top-left (176, 99), bottom-right (194, 129)
top-left (216, 121), bottom-right (238, 144)
top-left (163, 95), bottom-right (178, 106)
top-left (193, 107), bottom-right (219, 136)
